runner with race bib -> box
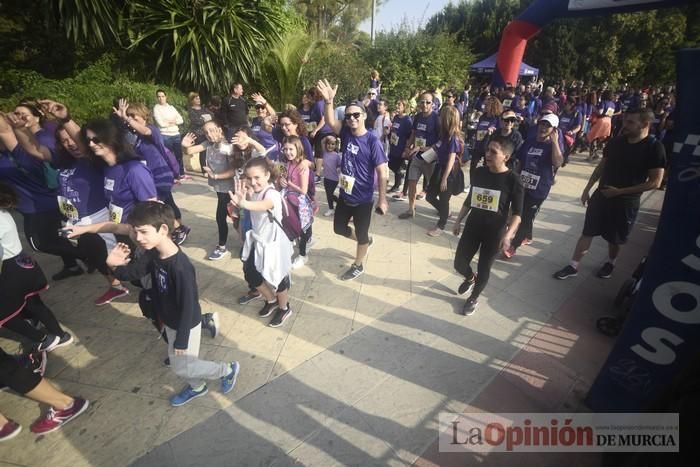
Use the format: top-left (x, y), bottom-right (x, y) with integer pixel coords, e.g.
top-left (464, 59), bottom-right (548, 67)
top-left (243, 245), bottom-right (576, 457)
top-left (452, 135), bottom-right (524, 315)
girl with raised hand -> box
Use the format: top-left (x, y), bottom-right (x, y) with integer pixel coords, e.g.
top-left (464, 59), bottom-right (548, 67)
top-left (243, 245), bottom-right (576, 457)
top-left (113, 99), bottom-right (190, 245)
top-left (279, 136), bottom-right (315, 269)
top-left (230, 158), bottom-right (294, 328)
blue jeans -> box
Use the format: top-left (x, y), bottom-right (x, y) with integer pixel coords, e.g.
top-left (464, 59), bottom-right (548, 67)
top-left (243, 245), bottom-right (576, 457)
top-left (162, 134), bottom-right (184, 176)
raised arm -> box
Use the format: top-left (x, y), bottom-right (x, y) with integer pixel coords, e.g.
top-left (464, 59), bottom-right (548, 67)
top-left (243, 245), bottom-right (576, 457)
top-left (316, 79), bottom-right (342, 135)
top-left (0, 113), bottom-right (19, 152)
top-left (181, 132), bottom-right (206, 155)
top-left (251, 93), bottom-right (277, 123)
top-left (113, 99), bottom-right (152, 137)
top-left (38, 99), bottom-right (87, 155)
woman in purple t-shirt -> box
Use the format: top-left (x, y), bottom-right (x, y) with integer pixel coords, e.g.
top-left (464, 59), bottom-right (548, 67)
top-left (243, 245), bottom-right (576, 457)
top-left (80, 119), bottom-right (157, 229)
top-left (426, 107), bottom-right (463, 237)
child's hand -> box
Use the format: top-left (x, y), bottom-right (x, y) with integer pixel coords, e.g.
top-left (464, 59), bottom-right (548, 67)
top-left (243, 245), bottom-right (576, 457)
top-left (106, 242), bottom-right (132, 267)
top-left (279, 177), bottom-right (288, 188)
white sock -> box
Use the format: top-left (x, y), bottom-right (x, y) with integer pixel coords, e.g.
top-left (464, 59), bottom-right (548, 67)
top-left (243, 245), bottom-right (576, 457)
top-left (608, 257), bottom-right (617, 265)
top-left (570, 260), bottom-right (579, 270)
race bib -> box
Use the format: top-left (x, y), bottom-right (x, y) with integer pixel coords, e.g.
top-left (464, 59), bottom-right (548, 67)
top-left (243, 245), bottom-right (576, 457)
top-left (339, 174), bottom-right (356, 195)
top-left (470, 187), bottom-right (501, 212)
top-left (104, 178), bottom-right (115, 191)
top-left (415, 136), bottom-right (427, 148)
top-left (390, 132), bottom-right (399, 146)
top-left (109, 203), bottom-right (124, 224)
top-left (57, 196), bottom-right (79, 222)
top-left (520, 170), bottom-right (541, 190)
top-left (201, 114), bottom-right (212, 123)
top-left (502, 99), bottom-right (512, 108)
top-left (476, 130), bottom-right (487, 141)
top-left (605, 107), bottom-right (615, 117)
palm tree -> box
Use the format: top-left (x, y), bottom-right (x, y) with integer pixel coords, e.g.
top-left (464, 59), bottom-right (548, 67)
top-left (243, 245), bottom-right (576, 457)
top-left (125, 0), bottom-right (290, 92)
top-left (259, 31), bottom-right (317, 108)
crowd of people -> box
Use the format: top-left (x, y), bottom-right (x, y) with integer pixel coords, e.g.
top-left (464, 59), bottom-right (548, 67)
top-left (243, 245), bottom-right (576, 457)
top-left (0, 72), bottom-right (668, 441)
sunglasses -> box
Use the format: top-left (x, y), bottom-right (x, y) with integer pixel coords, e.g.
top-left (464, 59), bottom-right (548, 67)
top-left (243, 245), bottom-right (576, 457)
top-left (503, 118), bottom-right (517, 123)
top-left (86, 136), bottom-right (103, 145)
top-left (344, 112), bottom-right (363, 121)
top-left (445, 95), bottom-right (455, 99)
top-left (255, 104), bottom-right (266, 109)
top-left (369, 93), bottom-right (377, 96)
top-left (420, 100), bottom-right (432, 105)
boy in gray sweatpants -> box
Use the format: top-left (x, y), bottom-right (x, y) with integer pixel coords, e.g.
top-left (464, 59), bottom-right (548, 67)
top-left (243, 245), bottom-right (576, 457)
top-left (108, 202), bottom-right (240, 406)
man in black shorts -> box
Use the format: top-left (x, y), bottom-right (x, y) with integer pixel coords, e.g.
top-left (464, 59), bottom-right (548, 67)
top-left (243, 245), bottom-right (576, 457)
top-left (554, 108), bottom-right (666, 280)
top-left (317, 79), bottom-right (389, 281)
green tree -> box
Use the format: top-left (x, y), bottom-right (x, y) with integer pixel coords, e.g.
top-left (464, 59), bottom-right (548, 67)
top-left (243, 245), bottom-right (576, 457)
top-left (293, 0), bottom-right (384, 40)
top-left (301, 40), bottom-right (369, 104)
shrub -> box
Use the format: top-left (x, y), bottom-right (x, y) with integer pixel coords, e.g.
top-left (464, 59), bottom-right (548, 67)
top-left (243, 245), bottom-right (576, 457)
top-left (0, 54), bottom-right (188, 124)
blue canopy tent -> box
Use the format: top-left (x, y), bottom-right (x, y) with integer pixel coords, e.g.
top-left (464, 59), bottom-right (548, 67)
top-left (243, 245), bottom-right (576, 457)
top-left (470, 53), bottom-right (539, 78)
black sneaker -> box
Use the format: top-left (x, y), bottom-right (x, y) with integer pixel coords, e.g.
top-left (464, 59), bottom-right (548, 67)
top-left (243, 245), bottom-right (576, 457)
top-left (457, 273), bottom-right (477, 295)
top-left (553, 265), bottom-right (578, 280)
top-left (258, 301), bottom-right (278, 318)
top-left (37, 334), bottom-right (60, 352)
top-left (238, 290), bottom-right (262, 305)
top-left (54, 332), bottom-right (73, 350)
top-left (269, 306), bottom-right (292, 327)
top-left (596, 262), bottom-right (615, 279)
top-left (164, 357), bottom-right (170, 367)
top-left (52, 266), bottom-right (83, 281)
top-left (341, 263), bottom-right (364, 281)
top-left (462, 297), bottom-right (478, 316)
top-left (172, 225), bottom-right (191, 245)
top-left (202, 312), bottom-right (219, 338)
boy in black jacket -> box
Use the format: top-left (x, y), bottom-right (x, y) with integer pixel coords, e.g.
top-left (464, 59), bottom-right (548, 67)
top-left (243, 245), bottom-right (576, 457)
top-left (107, 202), bottom-right (239, 407)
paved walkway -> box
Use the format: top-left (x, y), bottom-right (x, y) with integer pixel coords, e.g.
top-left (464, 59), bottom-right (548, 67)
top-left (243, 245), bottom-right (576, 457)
top-left (0, 154), bottom-right (663, 467)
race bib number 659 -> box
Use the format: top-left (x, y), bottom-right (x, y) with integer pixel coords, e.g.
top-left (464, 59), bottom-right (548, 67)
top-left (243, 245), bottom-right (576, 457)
top-left (470, 187), bottom-right (501, 212)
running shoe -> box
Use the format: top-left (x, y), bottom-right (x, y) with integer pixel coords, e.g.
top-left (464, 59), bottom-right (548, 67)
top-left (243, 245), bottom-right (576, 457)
top-left (0, 420), bottom-right (21, 442)
top-left (269, 306), bottom-right (293, 328)
top-left (37, 334), bottom-right (60, 352)
top-left (30, 398), bottom-right (89, 434)
top-left (457, 273), bottom-right (477, 295)
top-left (522, 238), bottom-right (533, 246)
top-left (427, 227), bottom-right (442, 237)
top-left (258, 301), bottom-right (279, 318)
top-left (323, 209), bottom-right (335, 217)
top-left (596, 262), bottom-right (615, 279)
top-left (170, 385), bottom-right (208, 407)
top-left (238, 290), bottom-right (262, 305)
top-left (462, 297), bottom-right (478, 316)
top-left (172, 225), bottom-right (191, 245)
top-left (341, 263), bottom-right (364, 281)
top-left (291, 255), bottom-right (308, 270)
top-left (416, 192), bottom-right (426, 200)
top-left (208, 246), bottom-right (227, 261)
top-left (94, 286), bottom-right (129, 306)
top-left (553, 265), bottom-right (578, 280)
top-left (221, 362), bottom-right (240, 394)
top-left (202, 312), bottom-right (219, 339)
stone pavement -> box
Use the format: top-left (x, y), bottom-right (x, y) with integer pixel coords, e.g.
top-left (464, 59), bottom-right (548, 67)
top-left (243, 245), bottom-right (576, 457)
top-left (0, 154), bottom-right (664, 467)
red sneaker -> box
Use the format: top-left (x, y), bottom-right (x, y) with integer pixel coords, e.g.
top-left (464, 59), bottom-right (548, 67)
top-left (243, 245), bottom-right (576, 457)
top-left (94, 286), bottom-right (129, 306)
top-left (30, 398), bottom-right (89, 434)
top-left (503, 246), bottom-right (516, 259)
top-left (0, 420), bottom-right (21, 442)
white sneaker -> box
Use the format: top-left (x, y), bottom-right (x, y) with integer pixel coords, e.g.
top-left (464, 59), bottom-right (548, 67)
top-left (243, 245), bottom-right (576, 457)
top-left (323, 209), bottom-right (334, 217)
top-left (306, 236), bottom-right (316, 249)
top-left (291, 255), bottom-right (308, 270)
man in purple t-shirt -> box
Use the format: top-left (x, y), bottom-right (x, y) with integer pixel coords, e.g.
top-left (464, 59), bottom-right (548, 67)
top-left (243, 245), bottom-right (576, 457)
top-left (318, 79), bottom-right (389, 281)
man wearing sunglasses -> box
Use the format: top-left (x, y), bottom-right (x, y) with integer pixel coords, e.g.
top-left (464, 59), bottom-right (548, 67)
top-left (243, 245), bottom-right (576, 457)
top-left (397, 92), bottom-right (440, 220)
top-left (503, 113), bottom-right (563, 259)
top-left (317, 79), bottom-right (389, 281)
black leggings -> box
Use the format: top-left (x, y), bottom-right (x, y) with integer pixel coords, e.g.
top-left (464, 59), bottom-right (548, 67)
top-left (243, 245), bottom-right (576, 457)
top-left (324, 178), bottom-right (339, 210)
top-left (0, 349), bottom-right (41, 394)
top-left (243, 249), bottom-right (290, 292)
top-left (454, 224), bottom-right (502, 299)
top-left (22, 209), bottom-right (78, 269)
top-left (3, 296), bottom-right (65, 343)
top-left (215, 192), bottom-right (231, 246)
top-left (425, 166), bottom-right (454, 229)
top-left (159, 190), bottom-right (182, 220)
top-left (512, 193), bottom-right (545, 248)
top-left (75, 233), bottom-right (110, 276)
top-left (299, 226), bottom-right (312, 257)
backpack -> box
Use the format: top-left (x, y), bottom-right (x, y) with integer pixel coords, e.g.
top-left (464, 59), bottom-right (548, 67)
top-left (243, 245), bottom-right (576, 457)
top-left (262, 187), bottom-right (302, 242)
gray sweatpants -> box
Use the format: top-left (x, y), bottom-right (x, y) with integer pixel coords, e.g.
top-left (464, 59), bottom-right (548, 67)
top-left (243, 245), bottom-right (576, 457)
top-left (165, 323), bottom-right (230, 388)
